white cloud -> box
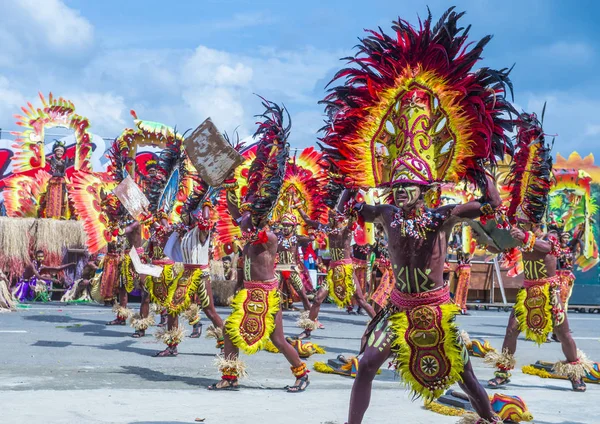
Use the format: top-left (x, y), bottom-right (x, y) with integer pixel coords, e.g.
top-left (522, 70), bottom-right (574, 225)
top-left (537, 41), bottom-right (594, 62)
top-left (210, 12), bottom-right (276, 30)
top-left (63, 92), bottom-right (128, 137)
top-left (14, 0), bottom-right (94, 52)
top-left (0, 75), bottom-right (27, 122)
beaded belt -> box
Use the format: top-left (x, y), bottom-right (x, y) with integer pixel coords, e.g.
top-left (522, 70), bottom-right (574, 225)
top-left (331, 258), bottom-right (353, 268)
top-left (390, 286), bottom-right (451, 310)
top-left (523, 275), bottom-right (559, 288)
top-left (244, 277), bottom-right (279, 291)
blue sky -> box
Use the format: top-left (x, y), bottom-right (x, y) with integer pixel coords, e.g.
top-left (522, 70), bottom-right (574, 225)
top-left (0, 0), bottom-right (598, 159)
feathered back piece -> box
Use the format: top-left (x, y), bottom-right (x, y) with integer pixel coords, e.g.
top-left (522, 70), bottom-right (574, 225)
top-left (214, 144), bottom-right (258, 245)
top-left (105, 139), bottom-right (130, 184)
top-left (506, 112), bottom-right (553, 224)
top-left (320, 7), bottom-right (515, 189)
top-left (272, 147), bottom-right (328, 227)
top-left (242, 98), bottom-right (291, 228)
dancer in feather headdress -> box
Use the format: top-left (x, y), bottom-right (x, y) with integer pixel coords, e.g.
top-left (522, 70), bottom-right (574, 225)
top-left (273, 148), bottom-right (327, 312)
top-left (208, 98), bottom-right (310, 393)
top-left (485, 112), bottom-right (593, 393)
top-left (319, 8), bottom-right (522, 423)
top-left (69, 139), bottom-right (142, 319)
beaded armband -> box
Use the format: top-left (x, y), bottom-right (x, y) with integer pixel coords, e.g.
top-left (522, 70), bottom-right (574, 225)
top-left (222, 179), bottom-right (239, 191)
top-left (520, 231), bottom-right (536, 252)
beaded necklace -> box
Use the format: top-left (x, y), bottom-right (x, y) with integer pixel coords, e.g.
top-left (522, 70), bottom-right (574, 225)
top-left (390, 206), bottom-right (442, 240)
top-left (278, 234), bottom-right (297, 250)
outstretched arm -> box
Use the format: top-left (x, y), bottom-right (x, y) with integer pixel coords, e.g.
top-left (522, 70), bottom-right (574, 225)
top-left (296, 208), bottom-right (320, 229)
top-left (451, 174), bottom-right (502, 219)
top-left (510, 227), bottom-right (553, 254)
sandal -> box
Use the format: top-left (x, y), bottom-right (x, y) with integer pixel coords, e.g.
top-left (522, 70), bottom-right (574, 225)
top-left (207, 379), bottom-right (239, 391)
top-left (190, 323), bottom-right (202, 338)
top-left (570, 377), bottom-right (587, 392)
top-left (487, 375), bottom-right (510, 388)
top-left (296, 329), bottom-right (311, 340)
top-left (106, 319), bottom-right (126, 326)
top-left (131, 330), bottom-right (145, 338)
top-left (316, 320), bottom-right (325, 330)
top-left (285, 374), bottom-right (310, 393)
top-left (153, 347), bottom-right (178, 357)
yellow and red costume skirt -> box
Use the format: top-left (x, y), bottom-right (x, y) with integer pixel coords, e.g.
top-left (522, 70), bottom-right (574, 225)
top-left (100, 253), bottom-right (121, 301)
top-left (146, 263), bottom-right (205, 316)
top-left (225, 278), bottom-right (280, 355)
top-left (365, 286), bottom-right (468, 400)
top-left (454, 264), bottom-right (471, 312)
top-left (514, 275), bottom-right (564, 345)
top-left (324, 258), bottom-right (356, 308)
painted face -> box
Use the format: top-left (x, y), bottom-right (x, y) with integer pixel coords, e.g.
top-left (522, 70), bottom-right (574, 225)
top-left (281, 223), bottom-right (294, 236)
top-left (393, 184), bottom-right (422, 208)
top-left (54, 147), bottom-right (65, 159)
top-left (560, 233), bottom-right (570, 245)
top-left (35, 253), bottom-right (45, 263)
top-left (147, 167), bottom-right (158, 178)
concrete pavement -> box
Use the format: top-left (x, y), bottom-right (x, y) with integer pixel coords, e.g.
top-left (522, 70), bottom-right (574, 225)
top-left (0, 302), bottom-right (598, 423)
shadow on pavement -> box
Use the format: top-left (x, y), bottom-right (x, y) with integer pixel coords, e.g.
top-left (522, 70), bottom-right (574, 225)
top-left (120, 365), bottom-right (216, 388)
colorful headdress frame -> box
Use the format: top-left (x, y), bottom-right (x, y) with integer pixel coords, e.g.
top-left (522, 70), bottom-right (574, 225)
top-left (319, 7), bottom-right (515, 189)
top-left (506, 111), bottom-right (553, 225)
top-left (11, 92), bottom-right (93, 173)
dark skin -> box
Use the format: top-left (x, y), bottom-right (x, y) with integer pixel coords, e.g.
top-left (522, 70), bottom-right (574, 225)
top-left (488, 224), bottom-right (584, 391)
top-left (106, 219), bottom-right (142, 324)
top-left (347, 175), bottom-right (501, 424)
top-left (296, 203), bottom-right (376, 340)
top-left (209, 189), bottom-right (308, 391)
top-left (276, 222), bottom-right (312, 311)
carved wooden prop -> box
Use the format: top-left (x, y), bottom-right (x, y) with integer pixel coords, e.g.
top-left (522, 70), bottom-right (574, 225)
top-left (113, 175), bottom-right (150, 221)
top-left (184, 118), bottom-right (244, 186)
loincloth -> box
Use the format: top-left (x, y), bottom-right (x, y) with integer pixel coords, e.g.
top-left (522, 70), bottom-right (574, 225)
top-left (370, 264), bottom-right (394, 308)
top-left (514, 275), bottom-right (562, 345)
top-left (277, 269), bottom-right (304, 293)
top-left (556, 270), bottom-right (575, 305)
top-left (323, 259), bottom-right (356, 308)
top-left (363, 286), bottom-right (468, 400)
top-left (146, 263), bottom-right (204, 315)
top-left (454, 264), bottom-right (471, 311)
top-left (225, 278), bottom-right (280, 355)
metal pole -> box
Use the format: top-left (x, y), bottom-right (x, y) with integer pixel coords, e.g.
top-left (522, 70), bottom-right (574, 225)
top-left (493, 257), bottom-right (508, 304)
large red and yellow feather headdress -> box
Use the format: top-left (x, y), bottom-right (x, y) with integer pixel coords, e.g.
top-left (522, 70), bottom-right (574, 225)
top-left (272, 147), bottom-right (327, 228)
top-left (320, 7), bottom-right (515, 189)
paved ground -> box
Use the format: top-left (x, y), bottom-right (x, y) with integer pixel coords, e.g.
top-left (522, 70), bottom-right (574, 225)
top-left (0, 302), bottom-right (598, 424)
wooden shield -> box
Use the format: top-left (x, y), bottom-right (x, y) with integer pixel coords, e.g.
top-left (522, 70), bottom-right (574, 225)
top-left (184, 118), bottom-right (244, 187)
top-left (467, 220), bottom-right (521, 251)
top-left (113, 176), bottom-right (150, 221)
